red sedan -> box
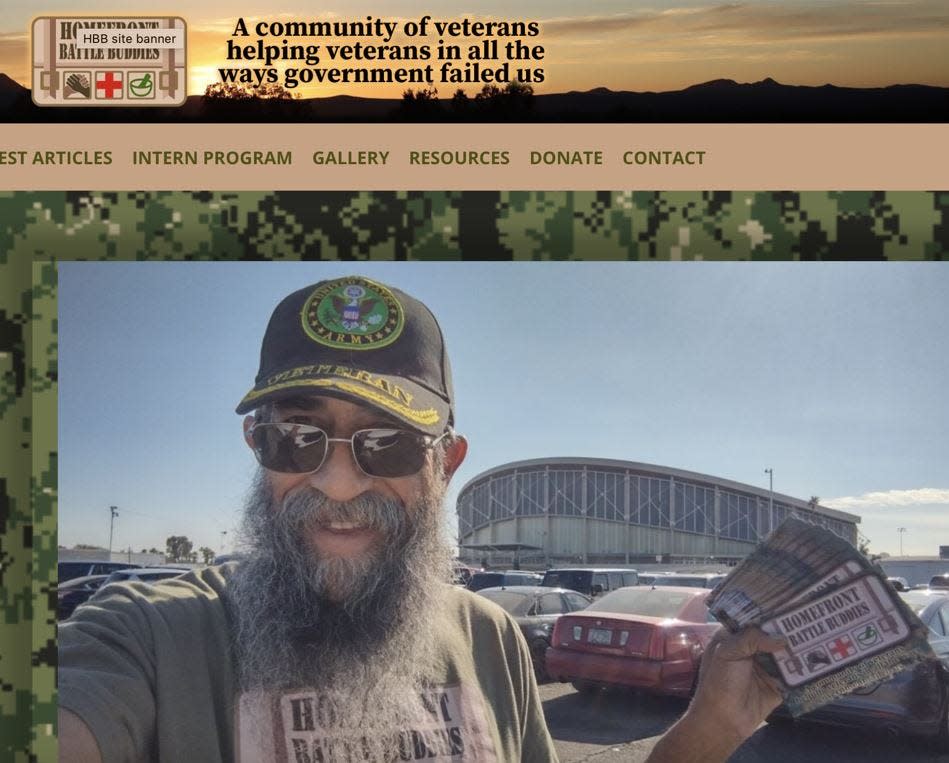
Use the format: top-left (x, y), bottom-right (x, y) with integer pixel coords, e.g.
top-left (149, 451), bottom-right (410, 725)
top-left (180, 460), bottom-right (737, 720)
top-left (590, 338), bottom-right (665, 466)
top-left (546, 585), bottom-right (722, 697)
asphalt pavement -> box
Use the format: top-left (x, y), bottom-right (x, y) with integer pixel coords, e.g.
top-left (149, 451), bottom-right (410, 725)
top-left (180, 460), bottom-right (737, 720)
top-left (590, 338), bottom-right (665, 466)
top-left (538, 681), bottom-right (949, 763)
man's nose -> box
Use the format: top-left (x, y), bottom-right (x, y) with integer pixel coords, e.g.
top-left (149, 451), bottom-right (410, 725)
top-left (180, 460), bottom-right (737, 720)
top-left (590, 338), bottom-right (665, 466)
top-left (304, 438), bottom-right (374, 502)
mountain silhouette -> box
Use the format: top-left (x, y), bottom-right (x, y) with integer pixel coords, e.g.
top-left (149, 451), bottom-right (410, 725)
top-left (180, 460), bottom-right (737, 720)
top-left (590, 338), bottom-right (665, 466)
top-left (2, 75), bottom-right (946, 122)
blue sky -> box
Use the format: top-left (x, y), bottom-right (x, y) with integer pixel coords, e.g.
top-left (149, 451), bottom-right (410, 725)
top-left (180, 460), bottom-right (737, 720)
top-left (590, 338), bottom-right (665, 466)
top-left (58, 262), bottom-right (949, 558)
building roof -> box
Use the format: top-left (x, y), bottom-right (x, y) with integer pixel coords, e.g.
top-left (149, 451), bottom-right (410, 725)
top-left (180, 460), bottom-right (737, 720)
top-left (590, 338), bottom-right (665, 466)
top-left (458, 457), bottom-right (860, 524)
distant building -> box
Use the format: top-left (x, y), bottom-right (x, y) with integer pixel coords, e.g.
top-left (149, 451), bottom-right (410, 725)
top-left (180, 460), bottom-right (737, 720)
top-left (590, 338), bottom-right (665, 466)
top-left (456, 458), bottom-right (860, 568)
top-left (878, 557), bottom-right (949, 587)
top-left (58, 547), bottom-right (166, 568)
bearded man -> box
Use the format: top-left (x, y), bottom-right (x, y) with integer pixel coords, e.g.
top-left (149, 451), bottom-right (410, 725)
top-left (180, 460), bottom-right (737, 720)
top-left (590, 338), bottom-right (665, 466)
top-left (58, 275), bottom-right (558, 762)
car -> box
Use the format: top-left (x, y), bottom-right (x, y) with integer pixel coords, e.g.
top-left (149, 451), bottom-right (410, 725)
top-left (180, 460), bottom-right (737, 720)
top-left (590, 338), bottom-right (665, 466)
top-left (546, 585), bottom-right (721, 697)
top-left (637, 572), bottom-right (672, 586)
top-left (213, 553), bottom-right (244, 565)
top-left (540, 568), bottom-right (640, 598)
top-left (452, 562), bottom-right (479, 586)
top-left (57, 574), bottom-right (110, 620)
top-left (929, 574), bottom-right (949, 590)
top-left (887, 576), bottom-right (910, 592)
top-left (465, 570), bottom-right (543, 592)
top-left (768, 589), bottom-right (949, 750)
top-left (58, 560), bottom-right (143, 583)
top-left (649, 573), bottom-right (726, 590)
top-left (103, 567), bottom-right (190, 584)
top-left (476, 585), bottom-right (593, 680)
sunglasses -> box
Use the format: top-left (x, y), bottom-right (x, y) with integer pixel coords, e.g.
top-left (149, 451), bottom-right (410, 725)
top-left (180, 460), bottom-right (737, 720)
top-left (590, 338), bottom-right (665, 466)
top-left (248, 422), bottom-right (450, 478)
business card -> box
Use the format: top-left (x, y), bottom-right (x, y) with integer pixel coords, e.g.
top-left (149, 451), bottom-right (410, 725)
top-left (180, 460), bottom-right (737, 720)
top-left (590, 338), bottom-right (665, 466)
top-left (762, 573), bottom-right (912, 688)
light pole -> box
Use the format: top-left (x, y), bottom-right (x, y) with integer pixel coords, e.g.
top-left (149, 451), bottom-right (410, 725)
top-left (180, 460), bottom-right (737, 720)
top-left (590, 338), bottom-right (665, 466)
top-left (764, 468), bottom-right (773, 520)
top-left (108, 505), bottom-right (119, 558)
top-left (897, 527), bottom-right (907, 556)
top-left (220, 530), bottom-right (227, 553)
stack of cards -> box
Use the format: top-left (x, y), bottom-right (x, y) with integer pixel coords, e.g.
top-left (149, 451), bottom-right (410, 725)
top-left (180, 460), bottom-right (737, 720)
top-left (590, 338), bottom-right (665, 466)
top-left (706, 517), bottom-right (936, 715)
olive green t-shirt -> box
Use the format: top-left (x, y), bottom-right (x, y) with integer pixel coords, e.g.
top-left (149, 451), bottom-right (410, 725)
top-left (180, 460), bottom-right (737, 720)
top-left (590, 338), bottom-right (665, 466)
top-left (59, 565), bottom-right (558, 762)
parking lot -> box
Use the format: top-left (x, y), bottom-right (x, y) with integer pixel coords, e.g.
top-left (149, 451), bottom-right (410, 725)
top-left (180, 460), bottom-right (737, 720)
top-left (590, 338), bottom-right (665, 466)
top-left (539, 681), bottom-right (949, 763)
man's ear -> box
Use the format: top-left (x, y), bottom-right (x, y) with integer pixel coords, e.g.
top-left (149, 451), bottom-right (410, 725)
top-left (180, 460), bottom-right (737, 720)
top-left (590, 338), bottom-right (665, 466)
top-left (243, 416), bottom-right (257, 449)
top-left (442, 435), bottom-right (468, 480)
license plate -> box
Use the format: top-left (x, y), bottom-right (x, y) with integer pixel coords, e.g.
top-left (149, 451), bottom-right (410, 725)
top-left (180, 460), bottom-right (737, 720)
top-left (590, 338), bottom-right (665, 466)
top-left (588, 628), bottom-right (612, 645)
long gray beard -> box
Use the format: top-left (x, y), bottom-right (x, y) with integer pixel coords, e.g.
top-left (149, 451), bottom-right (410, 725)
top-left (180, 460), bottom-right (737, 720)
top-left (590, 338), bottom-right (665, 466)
top-left (228, 468), bottom-right (453, 751)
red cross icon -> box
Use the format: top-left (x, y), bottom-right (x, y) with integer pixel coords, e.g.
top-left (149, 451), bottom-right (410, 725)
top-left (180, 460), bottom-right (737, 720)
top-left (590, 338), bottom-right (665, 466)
top-left (95, 71), bottom-right (123, 99)
top-left (828, 636), bottom-right (856, 661)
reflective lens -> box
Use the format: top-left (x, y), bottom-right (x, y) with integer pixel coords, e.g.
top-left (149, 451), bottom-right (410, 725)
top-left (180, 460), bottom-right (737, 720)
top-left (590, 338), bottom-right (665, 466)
top-left (352, 429), bottom-right (429, 478)
top-left (251, 422), bottom-right (328, 474)
top-left (249, 423), bottom-right (437, 478)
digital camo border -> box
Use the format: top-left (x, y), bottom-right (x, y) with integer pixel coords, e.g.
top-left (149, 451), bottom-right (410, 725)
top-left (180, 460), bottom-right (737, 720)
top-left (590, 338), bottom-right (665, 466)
top-left (0, 189), bottom-right (946, 761)
top-left (0, 191), bottom-right (947, 261)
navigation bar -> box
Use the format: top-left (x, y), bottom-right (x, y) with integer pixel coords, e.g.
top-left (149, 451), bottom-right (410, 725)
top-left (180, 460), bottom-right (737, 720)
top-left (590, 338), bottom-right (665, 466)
top-left (1, 124), bottom-right (945, 189)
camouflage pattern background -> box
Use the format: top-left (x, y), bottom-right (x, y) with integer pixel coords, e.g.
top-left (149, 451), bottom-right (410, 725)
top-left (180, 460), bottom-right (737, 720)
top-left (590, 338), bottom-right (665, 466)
top-left (0, 191), bottom-right (947, 262)
top-left (0, 189), bottom-right (946, 761)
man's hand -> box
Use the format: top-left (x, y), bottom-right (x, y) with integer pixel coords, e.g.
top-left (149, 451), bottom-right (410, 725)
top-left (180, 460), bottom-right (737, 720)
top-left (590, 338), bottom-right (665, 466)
top-left (690, 627), bottom-right (786, 739)
top-left (646, 627), bottom-right (786, 763)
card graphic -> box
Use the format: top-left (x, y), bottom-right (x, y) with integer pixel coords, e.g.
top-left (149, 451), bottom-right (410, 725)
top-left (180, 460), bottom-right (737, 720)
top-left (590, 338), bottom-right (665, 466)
top-left (853, 623), bottom-right (882, 649)
top-left (95, 71), bottom-right (124, 100)
top-left (804, 647), bottom-right (832, 671)
top-left (128, 71), bottom-right (155, 99)
top-left (32, 16), bottom-right (186, 106)
top-left (763, 574), bottom-right (912, 687)
top-left (827, 635), bottom-right (857, 662)
top-left (63, 71), bottom-right (91, 99)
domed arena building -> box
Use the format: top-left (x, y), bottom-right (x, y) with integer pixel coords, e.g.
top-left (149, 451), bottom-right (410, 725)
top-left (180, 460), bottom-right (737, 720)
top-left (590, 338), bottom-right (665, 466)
top-left (456, 458), bottom-right (860, 568)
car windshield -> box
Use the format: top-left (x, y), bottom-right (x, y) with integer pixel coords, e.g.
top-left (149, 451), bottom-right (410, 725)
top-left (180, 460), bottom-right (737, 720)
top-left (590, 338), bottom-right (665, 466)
top-left (652, 576), bottom-right (720, 588)
top-left (58, 575), bottom-right (105, 592)
top-left (468, 574), bottom-right (505, 591)
top-left (900, 590), bottom-right (949, 615)
top-left (586, 588), bottom-right (694, 618)
top-left (478, 590), bottom-right (532, 615)
top-left (542, 571), bottom-right (589, 589)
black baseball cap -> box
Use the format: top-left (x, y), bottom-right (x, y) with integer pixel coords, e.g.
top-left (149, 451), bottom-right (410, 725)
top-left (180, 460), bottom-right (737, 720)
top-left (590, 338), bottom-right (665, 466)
top-left (235, 276), bottom-right (454, 437)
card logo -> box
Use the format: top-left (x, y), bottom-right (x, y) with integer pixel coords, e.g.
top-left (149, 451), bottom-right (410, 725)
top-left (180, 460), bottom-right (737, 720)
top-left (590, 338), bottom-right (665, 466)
top-left (765, 574), bottom-right (912, 687)
top-left (63, 71), bottom-right (91, 99)
top-left (95, 70), bottom-right (124, 99)
top-left (128, 71), bottom-right (155, 99)
top-left (32, 17), bottom-right (187, 107)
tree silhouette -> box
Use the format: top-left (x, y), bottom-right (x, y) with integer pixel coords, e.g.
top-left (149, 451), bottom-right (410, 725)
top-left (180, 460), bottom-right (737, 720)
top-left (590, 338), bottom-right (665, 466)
top-left (450, 88), bottom-right (470, 116)
top-left (397, 87), bottom-right (443, 120)
top-left (165, 535), bottom-right (193, 562)
top-left (204, 82), bottom-right (298, 100)
top-left (474, 81), bottom-right (534, 118)
top-left (202, 81), bottom-right (302, 119)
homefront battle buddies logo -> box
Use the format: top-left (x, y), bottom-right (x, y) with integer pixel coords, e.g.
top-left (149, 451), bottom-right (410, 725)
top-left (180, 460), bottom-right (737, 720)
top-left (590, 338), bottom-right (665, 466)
top-left (31, 16), bottom-right (186, 106)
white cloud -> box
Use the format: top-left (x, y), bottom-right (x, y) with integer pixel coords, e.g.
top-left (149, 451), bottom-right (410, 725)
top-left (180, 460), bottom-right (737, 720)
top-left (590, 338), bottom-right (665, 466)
top-left (824, 488), bottom-right (949, 510)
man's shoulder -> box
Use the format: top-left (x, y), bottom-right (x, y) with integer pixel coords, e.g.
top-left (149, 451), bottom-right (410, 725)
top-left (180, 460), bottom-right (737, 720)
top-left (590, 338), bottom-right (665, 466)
top-left (67, 563), bottom-right (235, 623)
top-left (440, 584), bottom-right (521, 640)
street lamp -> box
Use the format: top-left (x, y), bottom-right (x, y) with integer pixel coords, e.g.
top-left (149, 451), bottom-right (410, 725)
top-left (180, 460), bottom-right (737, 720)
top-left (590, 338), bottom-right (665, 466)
top-left (108, 505), bottom-right (119, 558)
top-left (897, 527), bottom-right (907, 556)
top-left (220, 530), bottom-right (227, 553)
top-left (764, 468), bottom-right (773, 514)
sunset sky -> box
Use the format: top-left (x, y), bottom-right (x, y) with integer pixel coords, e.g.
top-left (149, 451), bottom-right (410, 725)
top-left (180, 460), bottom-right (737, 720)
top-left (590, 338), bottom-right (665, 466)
top-left (3, 1), bottom-right (949, 98)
